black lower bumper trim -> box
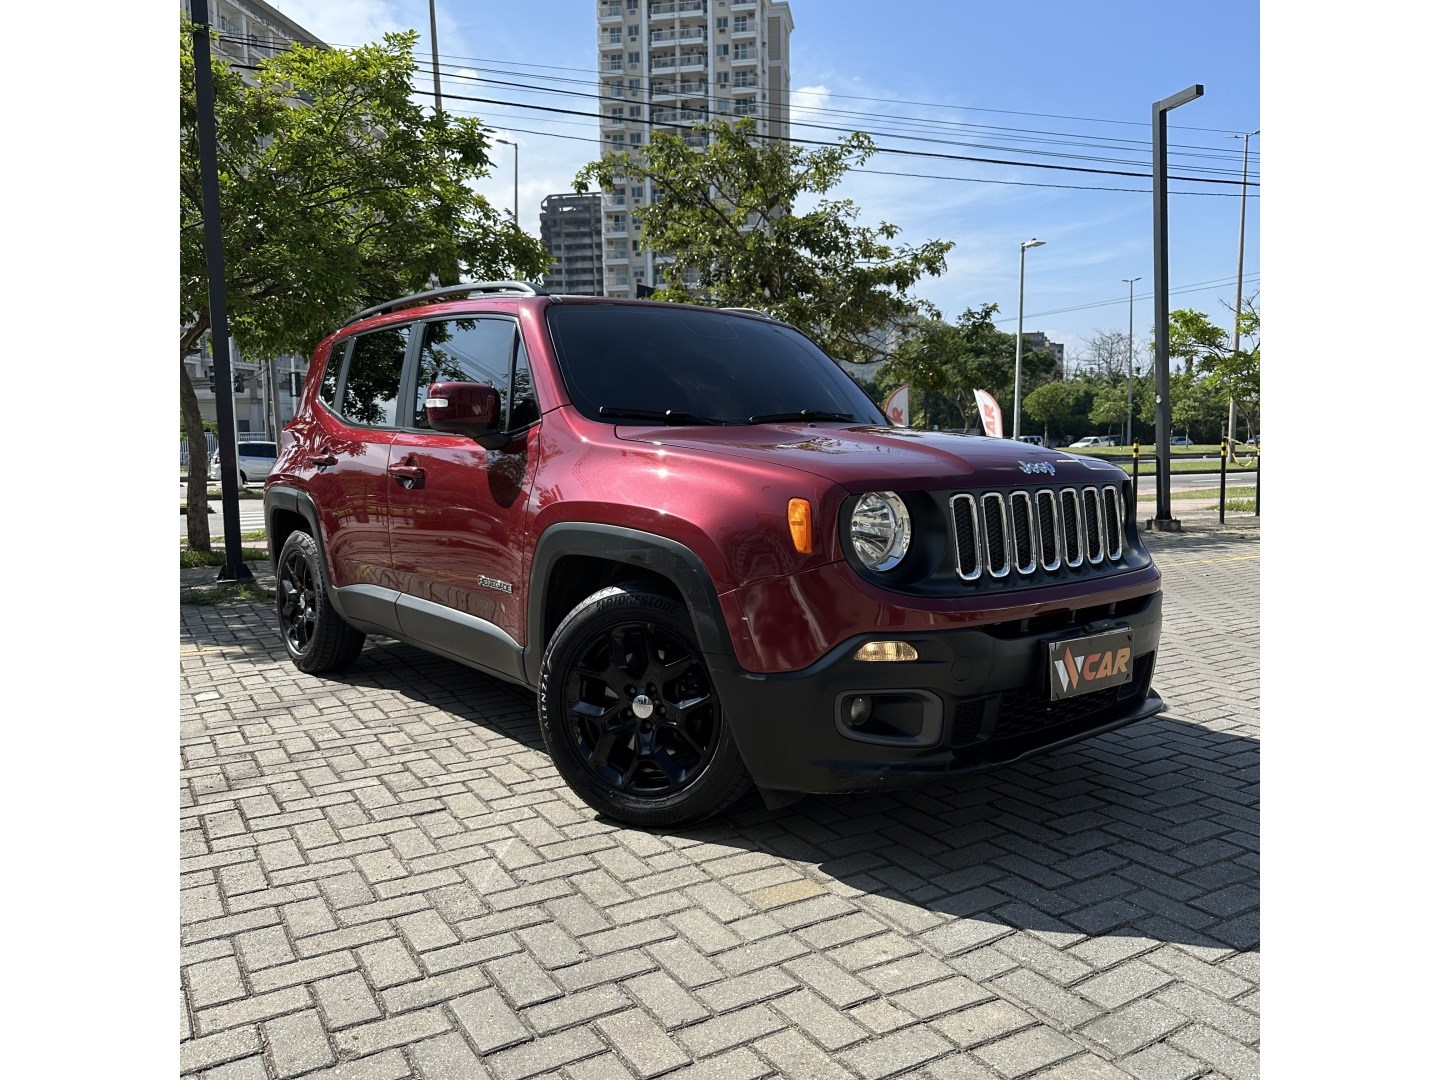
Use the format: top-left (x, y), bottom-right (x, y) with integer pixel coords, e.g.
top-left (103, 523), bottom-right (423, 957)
top-left (712, 591), bottom-right (1164, 795)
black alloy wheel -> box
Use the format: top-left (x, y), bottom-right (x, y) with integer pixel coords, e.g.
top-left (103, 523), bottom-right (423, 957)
top-left (273, 530), bottom-right (365, 674)
top-left (278, 545), bottom-right (318, 655)
top-left (538, 586), bottom-right (752, 826)
top-left (564, 621), bottom-right (719, 797)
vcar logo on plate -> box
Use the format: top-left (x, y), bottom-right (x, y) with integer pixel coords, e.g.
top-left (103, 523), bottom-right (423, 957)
top-left (1047, 627), bottom-right (1135, 700)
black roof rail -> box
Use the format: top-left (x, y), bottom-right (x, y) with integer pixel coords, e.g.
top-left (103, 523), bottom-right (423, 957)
top-left (344, 281), bottom-right (547, 327)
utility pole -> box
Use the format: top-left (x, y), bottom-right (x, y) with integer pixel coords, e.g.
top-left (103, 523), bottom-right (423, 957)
top-left (1227, 129), bottom-right (1258, 459)
top-left (427, 0), bottom-right (443, 114)
top-left (1151, 84), bottom-right (1203, 531)
top-left (189, 0), bottom-right (254, 582)
top-left (1124, 277), bottom-right (1141, 447)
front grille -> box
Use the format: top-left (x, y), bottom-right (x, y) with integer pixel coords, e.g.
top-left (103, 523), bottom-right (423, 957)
top-left (951, 484), bottom-right (1127, 582)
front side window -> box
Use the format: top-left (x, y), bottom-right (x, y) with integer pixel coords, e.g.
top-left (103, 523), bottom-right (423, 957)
top-left (338, 325), bottom-right (407, 427)
top-left (545, 305), bottom-right (886, 426)
top-left (414, 317), bottom-right (536, 432)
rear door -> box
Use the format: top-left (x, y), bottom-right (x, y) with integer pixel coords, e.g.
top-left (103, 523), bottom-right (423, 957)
top-left (300, 323), bottom-right (409, 592)
top-left (387, 314), bottom-right (543, 647)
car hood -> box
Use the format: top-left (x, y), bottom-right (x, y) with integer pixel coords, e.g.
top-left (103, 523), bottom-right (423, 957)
top-left (614, 423), bottom-right (1127, 492)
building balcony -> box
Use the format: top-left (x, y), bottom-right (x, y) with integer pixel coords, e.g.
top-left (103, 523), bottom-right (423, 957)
top-left (652, 108), bottom-right (707, 125)
top-left (604, 254), bottom-right (632, 267)
top-left (682, 134), bottom-right (708, 149)
top-left (603, 221), bottom-right (629, 237)
top-left (601, 116), bottom-right (627, 130)
top-left (730, 23), bottom-right (758, 39)
top-left (599, 37), bottom-right (623, 51)
top-left (651, 54), bottom-right (707, 73)
top-left (731, 0), bottom-right (757, 10)
top-left (601, 58), bottom-right (624, 72)
top-left (650, 0), bottom-right (706, 19)
top-left (599, 3), bottom-right (623, 22)
top-left (730, 51), bottom-right (759, 67)
top-left (651, 27), bottom-right (706, 44)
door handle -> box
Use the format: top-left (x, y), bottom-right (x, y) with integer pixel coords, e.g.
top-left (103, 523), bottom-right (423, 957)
top-left (307, 447), bottom-right (337, 467)
top-left (388, 457), bottom-right (425, 488)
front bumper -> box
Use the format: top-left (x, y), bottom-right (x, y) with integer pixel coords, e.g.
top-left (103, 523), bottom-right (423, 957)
top-left (710, 591), bottom-right (1163, 794)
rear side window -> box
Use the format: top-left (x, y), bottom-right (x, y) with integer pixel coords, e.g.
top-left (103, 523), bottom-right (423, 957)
top-left (238, 443), bottom-right (276, 457)
top-left (339, 325), bottom-right (409, 427)
top-left (318, 339), bottom-right (345, 407)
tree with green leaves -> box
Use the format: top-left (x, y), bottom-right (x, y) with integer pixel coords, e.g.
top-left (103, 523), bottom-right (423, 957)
top-left (1088, 385), bottom-right (1130, 438)
top-left (878, 305), bottom-right (1058, 431)
top-left (1168, 299), bottom-right (1260, 450)
top-left (181, 23), bottom-right (546, 549)
top-left (574, 119), bottom-right (952, 365)
top-left (1023, 380), bottom-right (1076, 446)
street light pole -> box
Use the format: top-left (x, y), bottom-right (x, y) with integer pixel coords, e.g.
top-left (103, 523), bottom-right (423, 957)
top-left (1123, 277), bottom-right (1141, 446)
top-left (1227, 129), bottom-right (1258, 457)
top-left (1151, 83), bottom-right (1204, 530)
top-left (494, 137), bottom-right (519, 224)
top-left (1013, 238), bottom-right (1045, 439)
top-left (427, 0), bottom-right (443, 115)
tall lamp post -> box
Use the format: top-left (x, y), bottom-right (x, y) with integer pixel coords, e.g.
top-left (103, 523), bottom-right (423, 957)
top-left (1123, 276), bottom-right (1141, 446)
top-left (427, 0), bottom-right (443, 114)
top-left (494, 137), bottom-right (519, 224)
top-left (1151, 84), bottom-right (1204, 530)
top-left (1227, 128), bottom-right (1259, 457)
top-left (1013, 238), bottom-right (1045, 439)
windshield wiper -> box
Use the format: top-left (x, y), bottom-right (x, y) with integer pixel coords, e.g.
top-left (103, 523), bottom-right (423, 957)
top-left (747, 409), bottom-right (859, 425)
top-left (598, 406), bottom-right (731, 426)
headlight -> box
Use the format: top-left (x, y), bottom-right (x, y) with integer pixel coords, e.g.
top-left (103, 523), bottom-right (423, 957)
top-left (849, 491), bottom-right (911, 571)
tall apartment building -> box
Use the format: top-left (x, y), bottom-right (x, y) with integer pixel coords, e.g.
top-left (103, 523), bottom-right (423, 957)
top-left (539, 194), bottom-right (606, 295)
top-left (596, 0), bottom-right (794, 298)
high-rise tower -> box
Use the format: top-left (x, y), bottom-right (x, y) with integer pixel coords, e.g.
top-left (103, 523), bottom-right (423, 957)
top-left (596, 0), bottom-right (794, 297)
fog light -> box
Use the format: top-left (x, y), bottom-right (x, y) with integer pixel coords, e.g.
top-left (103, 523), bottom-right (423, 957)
top-left (854, 641), bottom-right (919, 662)
top-left (845, 695), bottom-right (872, 729)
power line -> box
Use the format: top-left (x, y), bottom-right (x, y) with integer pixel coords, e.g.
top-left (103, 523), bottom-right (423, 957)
top-left (999, 274), bottom-right (1260, 323)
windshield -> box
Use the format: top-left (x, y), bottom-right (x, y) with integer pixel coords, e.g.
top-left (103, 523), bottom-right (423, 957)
top-left (545, 304), bottom-right (886, 426)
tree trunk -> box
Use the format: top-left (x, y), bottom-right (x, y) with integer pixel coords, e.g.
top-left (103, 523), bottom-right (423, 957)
top-left (181, 311), bottom-right (213, 552)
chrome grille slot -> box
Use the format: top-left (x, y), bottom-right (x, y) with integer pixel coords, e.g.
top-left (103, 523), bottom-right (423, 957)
top-left (1102, 486), bottom-right (1123, 559)
top-left (949, 485), bottom-right (1127, 582)
top-left (1035, 490), bottom-right (1062, 571)
top-left (980, 493), bottom-right (1010, 577)
top-left (1010, 492), bottom-right (1036, 574)
top-left (1060, 489), bottom-right (1084, 568)
top-left (1082, 487), bottom-right (1103, 564)
top-left (951, 494), bottom-right (982, 581)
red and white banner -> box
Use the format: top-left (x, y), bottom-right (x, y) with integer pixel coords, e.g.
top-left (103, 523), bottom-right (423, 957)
top-left (883, 385), bottom-right (909, 426)
top-left (974, 388), bottom-right (1004, 438)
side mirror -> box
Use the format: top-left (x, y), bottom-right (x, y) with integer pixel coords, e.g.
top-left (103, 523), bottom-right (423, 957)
top-left (425, 382), bottom-right (502, 444)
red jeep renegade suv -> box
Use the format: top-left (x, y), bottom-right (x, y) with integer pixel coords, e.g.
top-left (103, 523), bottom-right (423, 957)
top-left (265, 282), bottom-right (1163, 826)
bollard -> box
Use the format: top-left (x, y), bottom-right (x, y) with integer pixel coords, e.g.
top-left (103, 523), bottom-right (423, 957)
top-left (1131, 440), bottom-right (1141, 522)
top-left (1219, 437), bottom-right (1227, 524)
top-left (1254, 441), bottom-right (1260, 517)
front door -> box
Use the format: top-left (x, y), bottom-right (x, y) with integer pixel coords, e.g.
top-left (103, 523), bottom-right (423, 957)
top-left (387, 315), bottom-right (542, 647)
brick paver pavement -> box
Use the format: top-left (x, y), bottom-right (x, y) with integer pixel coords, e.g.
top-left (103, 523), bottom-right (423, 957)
top-left (181, 525), bottom-right (1259, 1080)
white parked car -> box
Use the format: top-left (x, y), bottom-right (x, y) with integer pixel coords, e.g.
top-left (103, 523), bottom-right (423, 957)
top-left (1068, 436), bottom-right (1115, 448)
top-left (209, 441), bottom-right (278, 485)
top-left (1170, 435), bottom-right (1195, 447)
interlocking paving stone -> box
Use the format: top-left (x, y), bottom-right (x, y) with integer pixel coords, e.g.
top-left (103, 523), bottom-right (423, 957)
top-left (179, 529), bottom-right (1259, 1078)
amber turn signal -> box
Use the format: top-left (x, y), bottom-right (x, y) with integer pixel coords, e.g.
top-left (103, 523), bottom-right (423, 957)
top-left (788, 498), bottom-right (813, 554)
top-left (854, 641), bottom-right (920, 662)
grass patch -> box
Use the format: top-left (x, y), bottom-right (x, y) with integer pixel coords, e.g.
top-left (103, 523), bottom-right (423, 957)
top-left (1208, 499), bottom-right (1257, 513)
top-left (181, 547), bottom-right (269, 568)
top-left (181, 583), bottom-right (275, 606)
top-left (242, 529), bottom-right (268, 541)
top-left (1138, 486), bottom-right (1256, 503)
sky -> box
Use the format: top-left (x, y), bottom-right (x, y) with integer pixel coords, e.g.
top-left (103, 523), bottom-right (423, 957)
top-left (269, 0), bottom-right (1259, 366)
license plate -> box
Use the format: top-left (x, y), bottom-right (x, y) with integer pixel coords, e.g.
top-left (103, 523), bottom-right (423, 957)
top-left (1048, 627), bottom-right (1134, 701)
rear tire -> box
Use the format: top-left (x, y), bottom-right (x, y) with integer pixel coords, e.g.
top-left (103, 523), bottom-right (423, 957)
top-left (275, 530), bottom-right (365, 673)
top-left (538, 585), bottom-right (752, 827)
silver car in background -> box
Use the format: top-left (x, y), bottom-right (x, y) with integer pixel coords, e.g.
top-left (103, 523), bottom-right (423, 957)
top-left (208, 441), bottom-right (278, 485)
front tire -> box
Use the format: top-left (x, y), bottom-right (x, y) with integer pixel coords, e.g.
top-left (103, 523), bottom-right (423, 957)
top-left (275, 530), bottom-right (365, 674)
top-left (538, 586), bottom-right (752, 827)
